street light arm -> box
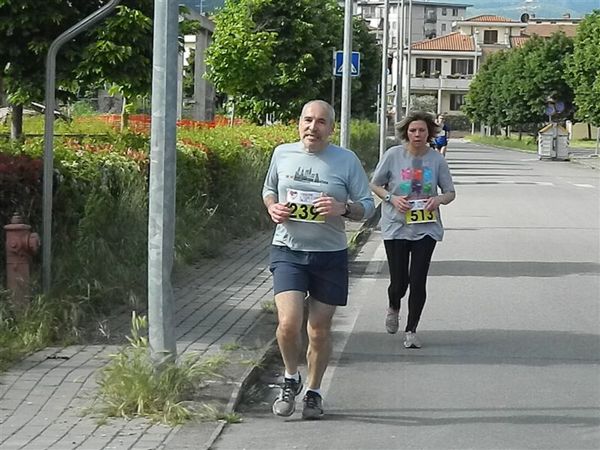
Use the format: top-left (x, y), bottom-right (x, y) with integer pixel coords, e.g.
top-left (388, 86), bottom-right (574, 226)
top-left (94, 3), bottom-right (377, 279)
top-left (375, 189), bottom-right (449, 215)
top-left (42, 0), bottom-right (122, 293)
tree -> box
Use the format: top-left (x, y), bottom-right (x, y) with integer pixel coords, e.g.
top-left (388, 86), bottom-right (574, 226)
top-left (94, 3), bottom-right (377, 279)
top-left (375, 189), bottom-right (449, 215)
top-left (463, 50), bottom-right (511, 130)
top-left (0, 0), bottom-right (198, 137)
top-left (464, 33), bottom-right (574, 134)
top-left (74, 1), bottom-right (154, 130)
top-left (0, 0), bottom-right (104, 138)
top-left (566, 10), bottom-right (600, 127)
top-left (206, 0), bottom-right (380, 123)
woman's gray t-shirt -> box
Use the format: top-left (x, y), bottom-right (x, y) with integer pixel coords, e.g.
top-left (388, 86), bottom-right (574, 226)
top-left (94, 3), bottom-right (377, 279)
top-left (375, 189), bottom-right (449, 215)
top-left (371, 145), bottom-right (455, 241)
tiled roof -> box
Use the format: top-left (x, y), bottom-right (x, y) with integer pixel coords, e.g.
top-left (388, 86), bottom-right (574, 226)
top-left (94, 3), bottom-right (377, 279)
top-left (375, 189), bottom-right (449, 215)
top-left (510, 36), bottom-right (529, 47)
top-left (464, 15), bottom-right (518, 23)
top-left (525, 23), bottom-right (579, 37)
top-left (412, 32), bottom-right (475, 52)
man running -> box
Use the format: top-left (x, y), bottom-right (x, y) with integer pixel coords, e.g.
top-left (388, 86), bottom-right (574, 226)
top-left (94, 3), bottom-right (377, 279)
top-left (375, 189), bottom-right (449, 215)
top-left (263, 100), bottom-right (375, 419)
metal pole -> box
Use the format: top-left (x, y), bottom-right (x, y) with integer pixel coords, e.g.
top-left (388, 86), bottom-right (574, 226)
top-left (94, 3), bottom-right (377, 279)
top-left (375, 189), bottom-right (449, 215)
top-left (395, 0), bottom-right (405, 121)
top-left (405, 0), bottom-right (413, 113)
top-left (331, 51), bottom-right (336, 107)
top-left (340, 0), bottom-right (353, 148)
top-left (42, 0), bottom-right (122, 294)
top-left (379, 0), bottom-right (390, 160)
top-left (148, 0), bottom-right (179, 365)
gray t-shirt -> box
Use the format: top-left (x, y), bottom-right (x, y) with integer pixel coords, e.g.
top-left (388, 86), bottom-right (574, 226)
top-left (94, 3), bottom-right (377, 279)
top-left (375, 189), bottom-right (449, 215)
top-left (371, 145), bottom-right (455, 241)
top-left (263, 142), bottom-right (375, 251)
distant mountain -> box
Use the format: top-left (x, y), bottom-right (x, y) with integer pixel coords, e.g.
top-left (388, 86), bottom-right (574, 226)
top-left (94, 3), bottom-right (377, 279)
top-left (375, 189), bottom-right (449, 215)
top-left (450, 0), bottom-right (599, 20)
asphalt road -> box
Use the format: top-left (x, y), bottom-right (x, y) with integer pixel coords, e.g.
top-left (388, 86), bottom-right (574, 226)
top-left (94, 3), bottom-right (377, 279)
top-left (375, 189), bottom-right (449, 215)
top-left (210, 141), bottom-right (600, 450)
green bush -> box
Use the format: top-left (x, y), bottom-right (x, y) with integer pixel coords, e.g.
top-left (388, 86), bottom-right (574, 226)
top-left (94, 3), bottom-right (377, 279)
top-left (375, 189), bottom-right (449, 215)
top-left (0, 116), bottom-right (380, 366)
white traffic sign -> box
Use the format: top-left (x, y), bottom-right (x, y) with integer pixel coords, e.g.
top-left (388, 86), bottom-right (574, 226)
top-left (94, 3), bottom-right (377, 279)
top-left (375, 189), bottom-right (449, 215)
top-left (334, 51), bottom-right (360, 77)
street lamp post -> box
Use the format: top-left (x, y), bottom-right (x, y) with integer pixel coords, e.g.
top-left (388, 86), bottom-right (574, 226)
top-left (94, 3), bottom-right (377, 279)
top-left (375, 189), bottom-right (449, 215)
top-left (340, 0), bottom-right (354, 149)
top-left (405, 0), bottom-right (413, 112)
top-left (395, 0), bottom-right (405, 122)
top-left (379, 0), bottom-right (390, 160)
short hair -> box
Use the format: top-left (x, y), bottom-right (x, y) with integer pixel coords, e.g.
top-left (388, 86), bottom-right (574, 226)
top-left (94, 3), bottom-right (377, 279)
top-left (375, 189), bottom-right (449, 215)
top-left (395, 110), bottom-right (440, 143)
top-left (300, 100), bottom-right (335, 126)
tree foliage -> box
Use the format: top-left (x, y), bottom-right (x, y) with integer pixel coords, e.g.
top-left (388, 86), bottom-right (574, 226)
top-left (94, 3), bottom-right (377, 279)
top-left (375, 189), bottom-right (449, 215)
top-left (0, 0), bottom-right (104, 105)
top-left (0, 1), bottom-right (199, 136)
top-left (566, 10), bottom-right (600, 126)
top-left (206, 0), bottom-right (380, 123)
top-left (463, 33), bottom-right (574, 131)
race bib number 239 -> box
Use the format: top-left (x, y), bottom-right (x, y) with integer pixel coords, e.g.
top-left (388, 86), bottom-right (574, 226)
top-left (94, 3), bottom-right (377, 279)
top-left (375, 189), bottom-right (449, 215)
top-left (286, 189), bottom-right (324, 223)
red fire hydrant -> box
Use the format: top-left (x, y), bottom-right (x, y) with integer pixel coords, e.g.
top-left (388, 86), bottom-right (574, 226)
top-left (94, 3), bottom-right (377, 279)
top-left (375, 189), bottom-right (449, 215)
top-left (4, 214), bottom-right (40, 310)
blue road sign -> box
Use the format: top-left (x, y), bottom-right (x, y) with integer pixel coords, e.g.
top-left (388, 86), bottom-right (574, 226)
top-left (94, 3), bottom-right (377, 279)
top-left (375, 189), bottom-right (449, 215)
top-left (334, 51), bottom-right (360, 77)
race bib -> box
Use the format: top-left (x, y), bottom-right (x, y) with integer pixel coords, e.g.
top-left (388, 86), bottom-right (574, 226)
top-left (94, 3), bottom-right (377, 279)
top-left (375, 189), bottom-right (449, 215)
top-left (286, 189), bottom-right (324, 223)
top-left (405, 198), bottom-right (437, 224)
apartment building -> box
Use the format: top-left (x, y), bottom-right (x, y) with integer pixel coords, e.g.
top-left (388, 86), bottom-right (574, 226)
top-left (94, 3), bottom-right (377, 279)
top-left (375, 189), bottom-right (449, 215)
top-left (405, 15), bottom-right (525, 114)
top-left (357, 0), bottom-right (472, 47)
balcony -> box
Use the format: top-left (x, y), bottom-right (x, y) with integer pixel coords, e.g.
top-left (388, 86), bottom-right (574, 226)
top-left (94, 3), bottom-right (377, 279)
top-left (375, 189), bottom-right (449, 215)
top-left (410, 74), bottom-right (472, 91)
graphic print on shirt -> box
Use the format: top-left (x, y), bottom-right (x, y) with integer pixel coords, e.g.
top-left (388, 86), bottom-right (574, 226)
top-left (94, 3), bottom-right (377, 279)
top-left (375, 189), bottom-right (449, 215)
top-left (291, 166), bottom-right (329, 185)
top-left (398, 165), bottom-right (434, 197)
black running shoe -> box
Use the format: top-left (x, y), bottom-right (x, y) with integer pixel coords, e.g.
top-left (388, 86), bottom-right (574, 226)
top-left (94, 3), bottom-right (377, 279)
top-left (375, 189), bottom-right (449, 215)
top-left (272, 375), bottom-right (303, 417)
top-left (302, 390), bottom-right (324, 420)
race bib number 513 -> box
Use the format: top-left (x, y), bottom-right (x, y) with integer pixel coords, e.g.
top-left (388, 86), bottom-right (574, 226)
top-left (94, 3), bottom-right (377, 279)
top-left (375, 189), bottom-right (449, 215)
top-left (286, 189), bottom-right (324, 223)
top-left (405, 198), bottom-right (437, 224)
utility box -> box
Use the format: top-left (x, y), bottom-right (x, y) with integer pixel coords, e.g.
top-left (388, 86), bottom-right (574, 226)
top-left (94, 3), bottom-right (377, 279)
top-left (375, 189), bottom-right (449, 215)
top-left (538, 123), bottom-right (569, 160)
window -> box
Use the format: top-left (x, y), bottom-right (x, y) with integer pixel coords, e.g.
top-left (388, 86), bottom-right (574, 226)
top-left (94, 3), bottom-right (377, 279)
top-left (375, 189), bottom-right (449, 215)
top-left (483, 30), bottom-right (498, 44)
top-left (415, 58), bottom-right (442, 77)
top-left (442, 8), bottom-right (447, 16)
top-left (450, 94), bottom-right (466, 111)
top-left (442, 23), bottom-right (447, 32)
top-left (451, 59), bottom-right (474, 75)
top-left (452, 8), bottom-right (459, 16)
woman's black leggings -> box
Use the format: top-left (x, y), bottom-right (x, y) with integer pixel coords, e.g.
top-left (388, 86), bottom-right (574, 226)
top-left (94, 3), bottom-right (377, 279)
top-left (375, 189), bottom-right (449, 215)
top-left (384, 236), bottom-right (437, 332)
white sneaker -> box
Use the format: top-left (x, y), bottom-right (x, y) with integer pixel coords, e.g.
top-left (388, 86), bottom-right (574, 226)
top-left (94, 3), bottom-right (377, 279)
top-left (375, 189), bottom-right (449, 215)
top-left (403, 331), bottom-right (421, 349)
top-left (385, 308), bottom-right (399, 334)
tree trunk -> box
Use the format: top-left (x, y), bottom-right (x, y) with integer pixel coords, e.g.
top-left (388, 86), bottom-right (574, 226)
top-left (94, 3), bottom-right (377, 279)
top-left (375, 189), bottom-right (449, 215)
top-left (588, 123), bottom-right (592, 140)
top-left (10, 104), bottom-right (23, 141)
top-left (120, 96), bottom-right (129, 132)
top-left (0, 77), bottom-right (6, 107)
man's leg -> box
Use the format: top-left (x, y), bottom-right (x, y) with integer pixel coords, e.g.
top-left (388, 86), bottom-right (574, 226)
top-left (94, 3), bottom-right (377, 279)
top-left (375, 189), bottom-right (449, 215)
top-left (301, 297), bottom-right (336, 419)
top-left (274, 291), bottom-right (306, 376)
top-left (272, 290), bottom-right (306, 417)
top-left (305, 297), bottom-right (336, 391)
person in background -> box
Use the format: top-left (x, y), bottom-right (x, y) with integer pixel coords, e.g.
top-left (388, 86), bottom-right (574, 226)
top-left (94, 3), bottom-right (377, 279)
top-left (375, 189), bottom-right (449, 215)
top-left (263, 99), bottom-right (375, 419)
top-left (370, 110), bottom-right (455, 349)
top-left (432, 114), bottom-right (450, 156)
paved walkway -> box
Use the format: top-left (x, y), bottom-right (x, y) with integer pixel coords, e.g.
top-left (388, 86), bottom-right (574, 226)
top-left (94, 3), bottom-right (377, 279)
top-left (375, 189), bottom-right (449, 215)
top-left (0, 230), bottom-right (277, 449)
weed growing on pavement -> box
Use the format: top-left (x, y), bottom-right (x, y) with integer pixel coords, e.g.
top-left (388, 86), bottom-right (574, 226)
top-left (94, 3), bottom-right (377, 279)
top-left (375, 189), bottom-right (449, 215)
top-left (91, 312), bottom-right (229, 425)
top-left (0, 292), bottom-right (81, 371)
top-left (260, 300), bottom-right (276, 314)
top-left (198, 404), bottom-right (243, 424)
top-left (221, 342), bottom-right (241, 352)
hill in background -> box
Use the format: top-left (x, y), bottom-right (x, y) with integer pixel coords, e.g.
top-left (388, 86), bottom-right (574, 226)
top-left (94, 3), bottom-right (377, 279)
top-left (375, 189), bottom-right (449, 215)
top-left (457, 0), bottom-right (598, 20)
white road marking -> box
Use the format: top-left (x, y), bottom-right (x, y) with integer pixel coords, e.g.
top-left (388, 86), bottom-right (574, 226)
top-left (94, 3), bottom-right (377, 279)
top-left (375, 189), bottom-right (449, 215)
top-left (319, 241), bottom-right (386, 398)
top-left (573, 183), bottom-right (595, 188)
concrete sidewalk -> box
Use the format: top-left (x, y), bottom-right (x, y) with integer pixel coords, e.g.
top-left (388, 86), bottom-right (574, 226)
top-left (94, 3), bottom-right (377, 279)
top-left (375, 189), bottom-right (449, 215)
top-left (0, 230), bottom-right (278, 449)
top-left (0, 221), bottom-right (370, 450)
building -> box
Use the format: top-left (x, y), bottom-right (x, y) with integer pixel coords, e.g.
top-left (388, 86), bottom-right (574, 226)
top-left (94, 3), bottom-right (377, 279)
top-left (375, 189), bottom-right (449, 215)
top-left (179, 0), bottom-right (225, 15)
top-left (357, 1), bottom-right (472, 46)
